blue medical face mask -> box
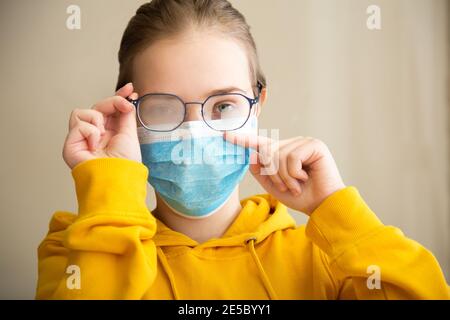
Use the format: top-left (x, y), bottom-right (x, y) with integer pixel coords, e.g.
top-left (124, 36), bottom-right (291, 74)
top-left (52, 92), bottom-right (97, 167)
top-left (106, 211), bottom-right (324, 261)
top-left (137, 116), bottom-right (258, 219)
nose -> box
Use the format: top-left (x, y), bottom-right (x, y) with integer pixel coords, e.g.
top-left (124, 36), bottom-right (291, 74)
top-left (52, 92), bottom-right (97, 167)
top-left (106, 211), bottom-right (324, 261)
top-left (184, 103), bottom-right (203, 122)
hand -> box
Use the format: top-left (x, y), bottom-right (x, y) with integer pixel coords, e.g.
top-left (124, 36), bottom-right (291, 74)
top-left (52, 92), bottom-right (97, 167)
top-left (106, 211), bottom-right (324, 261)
top-left (62, 83), bottom-right (141, 169)
top-left (224, 133), bottom-right (346, 216)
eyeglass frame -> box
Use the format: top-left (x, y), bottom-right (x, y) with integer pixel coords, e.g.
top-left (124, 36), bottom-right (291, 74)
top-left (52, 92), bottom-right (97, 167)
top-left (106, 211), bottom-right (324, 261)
top-left (127, 81), bottom-right (264, 132)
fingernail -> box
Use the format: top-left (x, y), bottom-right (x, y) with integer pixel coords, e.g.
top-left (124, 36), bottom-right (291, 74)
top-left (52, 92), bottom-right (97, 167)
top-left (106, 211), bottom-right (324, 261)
top-left (120, 82), bottom-right (130, 90)
top-left (124, 101), bottom-right (134, 110)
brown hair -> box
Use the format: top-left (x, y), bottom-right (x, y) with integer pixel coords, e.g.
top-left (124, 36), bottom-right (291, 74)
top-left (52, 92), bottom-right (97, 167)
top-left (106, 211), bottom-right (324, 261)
top-left (115, 0), bottom-right (266, 94)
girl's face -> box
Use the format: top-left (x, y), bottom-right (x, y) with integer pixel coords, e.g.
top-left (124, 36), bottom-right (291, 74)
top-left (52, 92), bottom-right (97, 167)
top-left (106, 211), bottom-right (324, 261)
top-left (132, 31), bottom-right (261, 126)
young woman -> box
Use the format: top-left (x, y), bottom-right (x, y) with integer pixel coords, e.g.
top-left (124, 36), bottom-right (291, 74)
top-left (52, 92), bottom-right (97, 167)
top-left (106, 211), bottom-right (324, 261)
top-left (36, 0), bottom-right (449, 299)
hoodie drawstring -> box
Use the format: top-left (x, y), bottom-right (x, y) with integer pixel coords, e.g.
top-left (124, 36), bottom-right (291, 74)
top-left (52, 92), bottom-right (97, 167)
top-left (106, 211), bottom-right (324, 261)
top-left (246, 237), bottom-right (278, 300)
top-left (156, 246), bottom-right (180, 300)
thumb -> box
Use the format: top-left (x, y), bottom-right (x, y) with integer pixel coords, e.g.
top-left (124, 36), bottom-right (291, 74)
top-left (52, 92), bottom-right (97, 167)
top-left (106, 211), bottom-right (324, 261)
top-left (114, 83), bottom-right (138, 137)
top-left (118, 91), bottom-right (139, 137)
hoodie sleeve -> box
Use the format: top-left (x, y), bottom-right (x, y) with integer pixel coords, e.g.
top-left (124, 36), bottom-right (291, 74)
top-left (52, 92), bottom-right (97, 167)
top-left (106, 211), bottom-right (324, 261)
top-left (305, 186), bottom-right (450, 299)
top-left (36, 158), bottom-right (157, 299)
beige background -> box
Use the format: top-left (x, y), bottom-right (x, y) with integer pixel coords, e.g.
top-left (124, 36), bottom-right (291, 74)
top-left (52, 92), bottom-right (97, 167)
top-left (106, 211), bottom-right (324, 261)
top-left (0, 0), bottom-right (448, 299)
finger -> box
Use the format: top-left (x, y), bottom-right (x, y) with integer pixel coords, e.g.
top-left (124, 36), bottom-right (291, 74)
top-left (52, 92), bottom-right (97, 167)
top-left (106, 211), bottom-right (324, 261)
top-left (101, 97), bottom-right (138, 136)
top-left (128, 92), bottom-right (139, 100)
top-left (225, 132), bottom-right (295, 168)
top-left (229, 133), bottom-right (289, 192)
top-left (92, 96), bottom-right (134, 116)
top-left (69, 109), bottom-right (105, 134)
top-left (66, 121), bottom-right (101, 151)
top-left (278, 144), bottom-right (303, 196)
top-left (253, 148), bottom-right (288, 192)
top-left (265, 169), bottom-right (288, 192)
top-left (117, 103), bottom-right (138, 136)
top-left (115, 82), bottom-right (134, 98)
top-left (226, 132), bottom-right (302, 192)
top-left (287, 138), bottom-right (327, 173)
top-left (224, 132), bottom-right (273, 152)
top-left (280, 140), bottom-right (310, 181)
top-left (249, 153), bottom-right (288, 198)
top-left (224, 132), bottom-right (299, 151)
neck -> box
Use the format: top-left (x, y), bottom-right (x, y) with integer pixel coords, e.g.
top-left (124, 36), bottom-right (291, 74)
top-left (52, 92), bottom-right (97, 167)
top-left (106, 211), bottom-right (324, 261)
top-left (152, 187), bottom-right (242, 244)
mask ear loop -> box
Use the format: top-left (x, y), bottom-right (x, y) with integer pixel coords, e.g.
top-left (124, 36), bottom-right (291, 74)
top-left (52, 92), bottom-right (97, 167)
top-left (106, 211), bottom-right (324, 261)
top-left (252, 103), bottom-right (259, 116)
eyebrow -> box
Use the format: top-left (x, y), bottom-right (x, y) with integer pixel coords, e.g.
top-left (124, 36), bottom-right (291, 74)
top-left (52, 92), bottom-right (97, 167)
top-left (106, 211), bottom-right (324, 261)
top-left (207, 86), bottom-right (248, 96)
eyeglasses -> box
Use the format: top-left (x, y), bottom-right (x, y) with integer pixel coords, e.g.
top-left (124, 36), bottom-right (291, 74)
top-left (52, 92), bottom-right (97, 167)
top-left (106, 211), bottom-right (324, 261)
top-left (128, 82), bottom-right (263, 132)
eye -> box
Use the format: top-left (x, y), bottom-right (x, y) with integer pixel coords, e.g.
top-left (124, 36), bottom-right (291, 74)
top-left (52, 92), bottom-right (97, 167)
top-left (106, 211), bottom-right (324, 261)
top-left (213, 103), bottom-right (234, 113)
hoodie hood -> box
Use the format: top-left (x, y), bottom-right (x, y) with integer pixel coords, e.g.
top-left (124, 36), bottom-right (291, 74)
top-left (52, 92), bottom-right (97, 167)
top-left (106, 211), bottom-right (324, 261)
top-left (152, 194), bottom-right (297, 300)
top-left (153, 193), bottom-right (297, 249)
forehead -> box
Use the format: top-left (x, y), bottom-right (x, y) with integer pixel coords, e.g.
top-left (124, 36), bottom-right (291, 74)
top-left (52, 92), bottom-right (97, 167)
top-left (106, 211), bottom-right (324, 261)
top-left (132, 32), bottom-right (252, 99)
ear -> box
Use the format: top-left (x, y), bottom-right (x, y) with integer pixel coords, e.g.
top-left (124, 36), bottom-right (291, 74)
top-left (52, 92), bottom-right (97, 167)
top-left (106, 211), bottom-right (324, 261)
top-left (256, 87), bottom-right (267, 117)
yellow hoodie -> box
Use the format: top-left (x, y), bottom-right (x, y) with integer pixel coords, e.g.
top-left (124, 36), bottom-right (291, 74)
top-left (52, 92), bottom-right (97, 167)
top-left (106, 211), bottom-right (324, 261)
top-left (36, 158), bottom-right (449, 299)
